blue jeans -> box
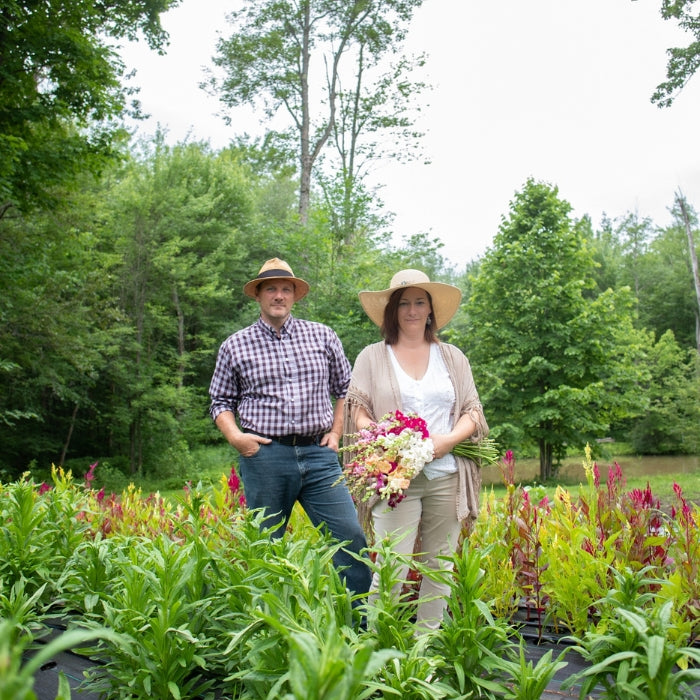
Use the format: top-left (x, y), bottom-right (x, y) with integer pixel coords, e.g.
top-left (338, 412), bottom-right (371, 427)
top-left (239, 440), bottom-right (371, 597)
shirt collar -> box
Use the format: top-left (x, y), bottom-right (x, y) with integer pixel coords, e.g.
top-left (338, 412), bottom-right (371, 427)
top-left (257, 314), bottom-right (295, 337)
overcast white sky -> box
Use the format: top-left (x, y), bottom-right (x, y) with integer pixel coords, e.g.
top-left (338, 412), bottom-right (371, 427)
top-left (120, 0), bottom-right (700, 268)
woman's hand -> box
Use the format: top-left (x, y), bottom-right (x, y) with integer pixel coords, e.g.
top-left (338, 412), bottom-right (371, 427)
top-left (431, 414), bottom-right (477, 460)
top-left (354, 406), bottom-right (374, 432)
top-left (430, 434), bottom-right (455, 460)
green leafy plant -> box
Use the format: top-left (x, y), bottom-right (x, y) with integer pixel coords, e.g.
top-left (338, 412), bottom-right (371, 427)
top-left (364, 634), bottom-right (456, 699)
top-left (428, 544), bottom-right (519, 697)
top-left (562, 568), bottom-right (700, 699)
top-left (471, 448), bottom-right (700, 641)
top-left (77, 535), bottom-right (219, 699)
top-left (362, 535), bottom-right (426, 653)
top-left (0, 580), bottom-right (49, 640)
top-left (0, 617), bottom-right (112, 700)
top-left (220, 530), bottom-right (360, 697)
top-left (0, 475), bottom-right (77, 605)
top-left (255, 617), bottom-right (397, 700)
top-left (668, 482), bottom-right (700, 642)
top-left (491, 643), bottom-right (569, 700)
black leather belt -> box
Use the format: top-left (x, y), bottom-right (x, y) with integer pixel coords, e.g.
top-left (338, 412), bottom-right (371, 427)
top-left (255, 433), bottom-right (324, 446)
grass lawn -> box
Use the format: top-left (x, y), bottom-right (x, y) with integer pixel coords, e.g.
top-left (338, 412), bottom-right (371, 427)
top-left (136, 444), bottom-right (700, 511)
top-left (481, 451), bottom-right (700, 509)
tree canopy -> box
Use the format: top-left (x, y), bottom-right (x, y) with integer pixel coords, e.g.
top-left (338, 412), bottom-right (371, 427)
top-left (652, 0), bottom-right (700, 106)
top-left (0, 0), bottom-right (179, 216)
top-left (463, 179), bottom-right (647, 480)
top-left (207, 0), bottom-right (425, 225)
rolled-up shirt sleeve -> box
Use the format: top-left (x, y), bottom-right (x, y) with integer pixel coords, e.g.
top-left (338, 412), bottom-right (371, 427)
top-left (209, 341), bottom-right (238, 422)
top-left (327, 329), bottom-right (351, 400)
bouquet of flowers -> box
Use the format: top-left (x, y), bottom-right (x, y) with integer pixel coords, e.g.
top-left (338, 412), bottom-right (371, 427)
top-left (341, 410), bottom-right (434, 508)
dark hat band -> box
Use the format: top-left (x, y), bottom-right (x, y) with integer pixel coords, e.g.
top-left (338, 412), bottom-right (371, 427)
top-left (257, 269), bottom-right (294, 280)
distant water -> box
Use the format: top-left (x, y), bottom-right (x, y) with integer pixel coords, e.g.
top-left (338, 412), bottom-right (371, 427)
top-left (480, 454), bottom-right (699, 487)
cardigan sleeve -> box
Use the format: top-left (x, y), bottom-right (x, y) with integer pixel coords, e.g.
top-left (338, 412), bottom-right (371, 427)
top-left (343, 346), bottom-right (375, 445)
top-left (342, 341), bottom-right (404, 440)
top-left (440, 343), bottom-right (489, 523)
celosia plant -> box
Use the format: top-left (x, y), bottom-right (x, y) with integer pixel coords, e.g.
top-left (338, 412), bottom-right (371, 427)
top-left (471, 446), bottom-right (700, 642)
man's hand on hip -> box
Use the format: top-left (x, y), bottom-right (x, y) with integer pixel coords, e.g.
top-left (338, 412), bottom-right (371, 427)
top-left (235, 433), bottom-right (271, 457)
top-left (320, 431), bottom-right (340, 452)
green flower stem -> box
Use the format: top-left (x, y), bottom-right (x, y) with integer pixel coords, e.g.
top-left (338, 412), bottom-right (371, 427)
top-left (451, 437), bottom-right (501, 467)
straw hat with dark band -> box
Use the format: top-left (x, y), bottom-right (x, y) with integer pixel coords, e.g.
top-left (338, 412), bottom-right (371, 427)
top-left (358, 269), bottom-right (462, 330)
top-left (243, 258), bottom-right (310, 301)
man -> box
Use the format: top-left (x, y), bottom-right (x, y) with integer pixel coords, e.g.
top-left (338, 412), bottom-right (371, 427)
top-left (209, 257), bottom-right (371, 600)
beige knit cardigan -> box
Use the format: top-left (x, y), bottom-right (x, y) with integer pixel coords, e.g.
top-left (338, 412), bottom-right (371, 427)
top-left (342, 340), bottom-right (489, 526)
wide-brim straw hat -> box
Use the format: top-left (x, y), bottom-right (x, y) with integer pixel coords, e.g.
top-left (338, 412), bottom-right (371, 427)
top-left (358, 269), bottom-right (462, 330)
top-left (243, 257), bottom-right (310, 301)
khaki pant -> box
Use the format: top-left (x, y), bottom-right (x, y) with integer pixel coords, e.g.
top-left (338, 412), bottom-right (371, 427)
top-left (371, 470), bottom-right (461, 630)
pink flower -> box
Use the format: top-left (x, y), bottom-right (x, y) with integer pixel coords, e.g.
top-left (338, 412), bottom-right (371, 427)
top-left (84, 461), bottom-right (97, 488)
top-left (228, 466), bottom-right (246, 507)
top-left (340, 410), bottom-right (434, 508)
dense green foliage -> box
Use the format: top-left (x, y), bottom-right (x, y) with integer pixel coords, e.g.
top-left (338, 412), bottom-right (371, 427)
top-left (0, 0), bottom-right (179, 216)
top-left (0, 134), bottom-right (449, 477)
top-left (455, 179), bottom-right (698, 480)
top-left (2, 146), bottom-right (699, 479)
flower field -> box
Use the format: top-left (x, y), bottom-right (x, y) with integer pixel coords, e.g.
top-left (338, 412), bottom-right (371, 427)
top-left (2, 450), bottom-right (700, 699)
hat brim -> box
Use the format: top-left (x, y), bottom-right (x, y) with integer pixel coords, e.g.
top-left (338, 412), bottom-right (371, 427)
top-left (359, 282), bottom-right (462, 330)
top-left (243, 275), bottom-right (309, 302)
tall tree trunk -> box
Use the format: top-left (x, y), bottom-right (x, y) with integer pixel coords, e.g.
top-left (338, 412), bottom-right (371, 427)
top-left (297, 0), bottom-right (348, 223)
top-left (539, 439), bottom-right (553, 482)
top-left (676, 191), bottom-right (700, 353)
top-left (59, 402), bottom-right (79, 465)
top-left (172, 284), bottom-right (185, 391)
top-left (128, 221), bottom-right (148, 476)
top-left (172, 284), bottom-right (186, 423)
top-left (298, 0), bottom-right (312, 224)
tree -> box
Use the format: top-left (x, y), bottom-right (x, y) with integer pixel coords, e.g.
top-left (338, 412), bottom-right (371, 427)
top-left (651, 0), bottom-right (700, 107)
top-left (207, 0), bottom-right (424, 225)
top-left (321, 49), bottom-right (428, 243)
top-left (588, 204), bottom-right (699, 351)
top-left (627, 330), bottom-right (700, 454)
top-left (464, 179), bottom-right (645, 481)
top-left (0, 135), bottom-right (263, 477)
top-left (100, 138), bottom-right (255, 475)
top-left (674, 192), bottom-right (700, 351)
top-left (612, 211), bottom-right (656, 298)
top-left (0, 177), bottom-right (123, 473)
top-left (0, 0), bottom-right (178, 216)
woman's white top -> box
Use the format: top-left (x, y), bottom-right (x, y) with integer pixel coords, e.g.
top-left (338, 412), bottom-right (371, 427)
top-left (387, 343), bottom-right (457, 479)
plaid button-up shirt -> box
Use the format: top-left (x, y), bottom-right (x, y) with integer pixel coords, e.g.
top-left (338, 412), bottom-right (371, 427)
top-left (208, 315), bottom-right (351, 436)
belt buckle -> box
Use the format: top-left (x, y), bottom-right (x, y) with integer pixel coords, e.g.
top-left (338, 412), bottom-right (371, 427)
top-left (291, 434), bottom-right (299, 446)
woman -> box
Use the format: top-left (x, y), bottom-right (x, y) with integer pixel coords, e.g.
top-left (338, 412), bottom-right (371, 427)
top-left (344, 269), bottom-right (488, 630)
